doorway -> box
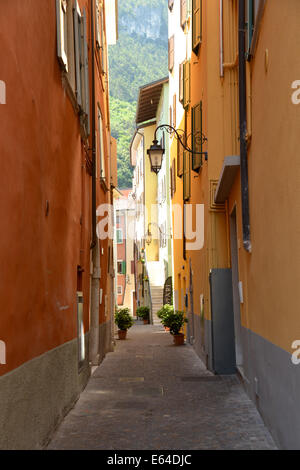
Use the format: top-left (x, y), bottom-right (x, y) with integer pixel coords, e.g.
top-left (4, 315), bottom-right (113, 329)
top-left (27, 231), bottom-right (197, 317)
top-left (230, 207), bottom-right (244, 368)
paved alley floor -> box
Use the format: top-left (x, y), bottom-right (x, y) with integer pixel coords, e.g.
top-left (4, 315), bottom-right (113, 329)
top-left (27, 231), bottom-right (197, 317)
top-left (48, 322), bottom-right (276, 450)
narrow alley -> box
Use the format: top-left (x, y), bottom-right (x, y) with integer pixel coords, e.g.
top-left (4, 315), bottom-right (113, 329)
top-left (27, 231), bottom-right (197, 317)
top-left (48, 322), bottom-right (276, 450)
top-left (1, 0), bottom-right (300, 452)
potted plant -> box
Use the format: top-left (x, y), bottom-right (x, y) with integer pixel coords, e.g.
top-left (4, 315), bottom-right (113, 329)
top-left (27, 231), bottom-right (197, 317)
top-left (136, 306), bottom-right (150, 324)
top-left (115, 307), bottom-right (134, 340)
top-left (157, 304), bottom-right (174, 331)
top-left (162, 310), bottom-right (188, 345)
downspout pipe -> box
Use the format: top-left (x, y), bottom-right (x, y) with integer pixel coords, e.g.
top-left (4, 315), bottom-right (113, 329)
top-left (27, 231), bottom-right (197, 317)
top-left (238, 0), bottom-right (251, 252)
top-left (91, 0), bottom-right (97, 249)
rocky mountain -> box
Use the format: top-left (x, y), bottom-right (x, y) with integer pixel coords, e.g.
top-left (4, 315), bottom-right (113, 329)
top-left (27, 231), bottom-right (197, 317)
top-left (108, 0), bottom-right (168, 188)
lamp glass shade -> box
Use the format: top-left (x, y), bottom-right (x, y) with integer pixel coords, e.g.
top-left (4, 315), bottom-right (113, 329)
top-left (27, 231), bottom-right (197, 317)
top-left (147, 140), bottom-right (164, 173)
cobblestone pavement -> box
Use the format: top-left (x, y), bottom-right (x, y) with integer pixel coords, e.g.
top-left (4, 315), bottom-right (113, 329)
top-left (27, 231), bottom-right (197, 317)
top-left (48, 322), bottom-right (276, 450)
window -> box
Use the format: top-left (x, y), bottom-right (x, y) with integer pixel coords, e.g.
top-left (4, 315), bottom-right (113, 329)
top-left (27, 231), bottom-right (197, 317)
top-left (77, 291), bottom-right (85, 365)
top-left (95, 0), bottom-right (105, 72)
top-left (116, 229), bottom-right (123, 244)
top-left (177, 135), bottom-right (184, 177)
top-left (191, 101), bottom-right (203, 171)
top-left (168, 0), bottom-right (174, 11)
top-left (56, 0), bottom-right (68, 72)
top-left (117, 261), bottom-right (126, 274)
top-left (192, 0), bottom-right (202, 53)
top-left (173, 94), bottom-right (177, 130)
top-left (183, 151), bottom-right (191, 201)
top-left (179, 62), bottom-right (184, 104)
top-left (169, 105), bottom-right (173, 129)
top-left (117, 286), bottom-right (123, 295)
top-left (56, 0), bottom-right (90, 135)
top-left (181, 0), bottom-right (187, 28)
top-left (97, 106), bottom-right (106, 180)
top-left (183, 60), bottom-right (190, 108)
top-left (168, 35), bottom-right (174, 72)
top-left (170, 158), bottom-right (176, 198)
top-left (246, 0), bottom-right (262, 59)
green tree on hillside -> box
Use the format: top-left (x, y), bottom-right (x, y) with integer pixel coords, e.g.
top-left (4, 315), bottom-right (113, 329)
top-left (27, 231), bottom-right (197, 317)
top-left (108, 0), bottom-right (168, 188)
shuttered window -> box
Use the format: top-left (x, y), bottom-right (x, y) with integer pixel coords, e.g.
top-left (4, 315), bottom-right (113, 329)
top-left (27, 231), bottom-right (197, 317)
top-left (183, 151), bottom-right (191, 201)
top-left (82, 10), bottom-right (90, 135)
top-left (177, 135), bottom-right (184, 178)
top-left (170, 158), bottom-right (176, 199)
top-left (95, 0), bottom-right (105, 72)
top-left (183, 60), bottom-right (190, 108)
top-left (169, 105), bottom-right (173, 129)
top-left (172, 159), bottom-right (176, 197)
top-left (56, 1), bottom-right (90, 135)
top-left (168, 35), bottom-right (174, 72)
top-left (73, 1), bottom-right (82, 107)
top-left (168, 0), bottom-right (174, 11)
top-left (56, 0), bottom-right (68, 72)
top-left (116, 229), bottom-right (123, 244)
top-left (192, 0), bottom-right (202, 52)
top-left (173, 94), bottom-right (177, 130)
top-left (181, 0), bottom-right (187, 28)
top-left (98, 107), bottom-right (106, 179)
top-left (179, 62), bottom-right (184, 104)
top-left (192, 101), bottom-right (203, 171)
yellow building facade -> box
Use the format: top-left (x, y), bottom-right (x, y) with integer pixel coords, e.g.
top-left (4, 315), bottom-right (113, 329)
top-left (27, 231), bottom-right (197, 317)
top-left (169, 0), bottom-right (300, 448)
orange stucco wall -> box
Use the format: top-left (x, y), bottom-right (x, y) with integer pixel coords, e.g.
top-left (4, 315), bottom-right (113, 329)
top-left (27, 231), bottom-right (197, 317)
top-left (0, 0), bottom-right (113, 375)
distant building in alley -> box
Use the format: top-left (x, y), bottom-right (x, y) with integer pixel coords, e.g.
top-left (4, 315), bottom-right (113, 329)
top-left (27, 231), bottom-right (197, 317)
top-left (114, 188), bottom-right (135, 314)
top-left (0, 0), bottom-right (118, 449)
top-left (131, 77), bottom-right (172, 322)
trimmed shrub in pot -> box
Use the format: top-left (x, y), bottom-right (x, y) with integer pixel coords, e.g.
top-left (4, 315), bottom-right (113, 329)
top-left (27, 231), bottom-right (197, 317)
top-left (136, 306), bottom-right (150, 324)
top-left (157, 304), bottom-right (174, 330)
top-left (115, 307), bottom-right (134, 340)
top-left (162, 310), bottom-right (188, 345)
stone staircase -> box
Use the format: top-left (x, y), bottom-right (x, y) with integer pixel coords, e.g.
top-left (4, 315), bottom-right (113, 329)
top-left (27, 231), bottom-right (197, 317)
top-left (146, 261), bottom-right (165, 325)
top-left (151, 285), bottom-right (164, 325)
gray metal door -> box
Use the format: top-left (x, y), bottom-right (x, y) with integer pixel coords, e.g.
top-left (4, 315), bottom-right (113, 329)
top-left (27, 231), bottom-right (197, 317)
top-left (209, 269), bottom-right (236, 374)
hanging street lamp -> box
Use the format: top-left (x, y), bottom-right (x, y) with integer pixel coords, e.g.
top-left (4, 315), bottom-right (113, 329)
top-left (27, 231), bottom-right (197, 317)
top-left (147, 124), bottom-right (208, 174)
top-left (146, 139), bottom-right (165, 174)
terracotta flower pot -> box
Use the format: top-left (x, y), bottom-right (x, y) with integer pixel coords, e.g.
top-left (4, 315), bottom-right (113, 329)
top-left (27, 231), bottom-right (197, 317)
top-left (118, 329), bottom-right (127, 340)
top-left (143, 319), bottom-right (149, 325)
top-left (173, 333), bottom-right (185, 346)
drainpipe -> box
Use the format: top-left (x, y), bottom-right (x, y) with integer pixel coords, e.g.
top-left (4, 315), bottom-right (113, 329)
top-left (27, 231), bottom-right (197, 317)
top-left (238, 0), bottom-right (251, 252)
top-left (219, 0), bottom-right (224, 77)
top-left (89, 0), bottom-right (100, 365)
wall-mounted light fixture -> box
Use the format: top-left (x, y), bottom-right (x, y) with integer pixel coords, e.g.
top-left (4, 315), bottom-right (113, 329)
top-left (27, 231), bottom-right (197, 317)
top-left (147, 124), bottom-right (208, 174)
top-left (146, 222), bottom-right (164, 245)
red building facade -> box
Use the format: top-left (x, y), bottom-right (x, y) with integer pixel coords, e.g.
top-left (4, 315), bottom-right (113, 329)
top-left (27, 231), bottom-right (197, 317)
top-left (0, 0), bottom-right (117, 449)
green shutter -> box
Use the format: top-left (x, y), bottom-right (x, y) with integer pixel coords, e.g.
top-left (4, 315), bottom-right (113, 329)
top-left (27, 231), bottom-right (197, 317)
top-left (192, 0), bottom-right (202, 52)
top-left (73, 1), bottom-right (82, 107)
top-left (246, 0), bottom-right (254, 57)
top-left (117, 229), bottom-right (122, 243)
top-left (183, 151), bottom-right (191, 201)
top-left (122, 261), bottom-right (126, 274)
top-left (192, 102), bottom-right (202, 171)
top-left (183, 60), bottom-right (190, 108)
